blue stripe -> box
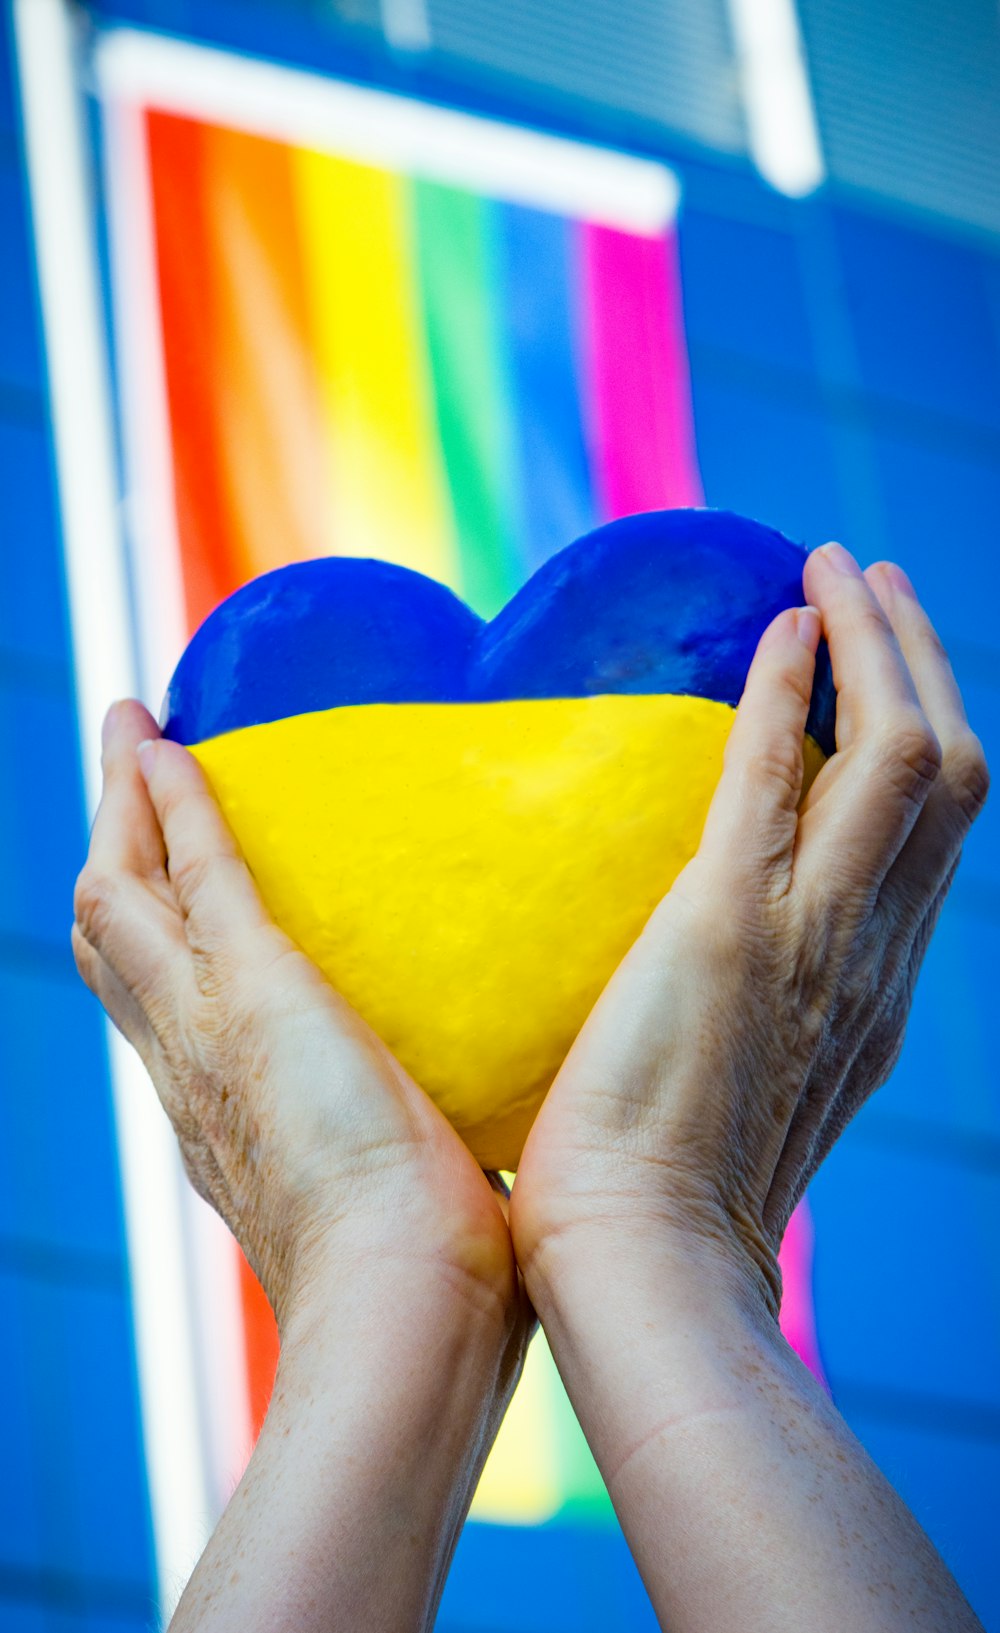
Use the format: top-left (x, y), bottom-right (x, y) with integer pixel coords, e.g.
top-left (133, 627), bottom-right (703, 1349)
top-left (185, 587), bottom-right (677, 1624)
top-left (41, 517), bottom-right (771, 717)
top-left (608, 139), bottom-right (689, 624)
top-left (493, 203), bottom-right (596, 577)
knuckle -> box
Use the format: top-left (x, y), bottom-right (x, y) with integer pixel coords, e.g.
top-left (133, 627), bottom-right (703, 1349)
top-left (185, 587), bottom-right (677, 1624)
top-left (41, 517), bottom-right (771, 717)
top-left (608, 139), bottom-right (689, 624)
top-left (70, 921), bottom-right (99, 985)
top-left (155, 780), bottom-right (187, 833)
top-left (943, 729), bottom-right (990, 824)
top-left (748, 739), bottom-right (803, 803)
top-left (73, 868), bottom-right (118, 949)
top-left (776, 657), bottom-right (814, 714)
top-left (168, 849), bottom-right (212, 905)
top-left (873, 713), bottom-right (942, 803)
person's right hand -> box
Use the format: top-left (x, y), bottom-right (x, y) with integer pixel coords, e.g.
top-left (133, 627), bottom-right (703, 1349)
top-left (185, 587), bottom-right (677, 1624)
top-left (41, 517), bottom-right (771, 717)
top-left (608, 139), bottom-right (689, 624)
top-left (512, 545), bottom-right (988, 1318)
top-left (506, 547), bottom-right (988, 1633)
top-left (73, 700), bottom-right (528, 1351)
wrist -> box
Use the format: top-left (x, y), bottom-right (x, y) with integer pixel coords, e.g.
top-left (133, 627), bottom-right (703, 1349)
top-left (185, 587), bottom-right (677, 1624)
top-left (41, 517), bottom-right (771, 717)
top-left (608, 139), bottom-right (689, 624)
top-left (282, 1230), bottom-right (524, 1368)
top-left (515, 1190), bottom-right (780, 1338)
top-left (172, 1215), bottom-right (529, 1633)
top-left (268, 1173), bottom-right (523, 1344)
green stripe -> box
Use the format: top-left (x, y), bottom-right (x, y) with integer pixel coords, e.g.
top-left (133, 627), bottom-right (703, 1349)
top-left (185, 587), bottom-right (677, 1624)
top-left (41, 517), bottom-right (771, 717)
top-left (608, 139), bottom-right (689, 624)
top-left (411, 180), bottom-right (519, 619)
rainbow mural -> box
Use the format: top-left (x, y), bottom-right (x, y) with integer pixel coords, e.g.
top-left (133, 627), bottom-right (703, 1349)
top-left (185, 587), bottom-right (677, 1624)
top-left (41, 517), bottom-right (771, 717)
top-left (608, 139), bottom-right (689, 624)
top-left (95, 28), bottom-right (821, 1555)
top-left (144, 116), bottom-right (702, 635)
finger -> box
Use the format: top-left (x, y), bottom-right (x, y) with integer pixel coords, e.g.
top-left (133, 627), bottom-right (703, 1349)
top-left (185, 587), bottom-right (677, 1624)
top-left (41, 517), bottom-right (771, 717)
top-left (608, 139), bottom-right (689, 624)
top-left (865, 564), bottom-right (989, 910)
top-left (73, 925), bottom-right (219, 1186)
top-left (73, 860), bottom-right (191, 1021)
top-left (764, 864), bottom-right (956, 1239)
top-left (90, 700), bottom-right (168, 879)
top-left (137, 738), bottom-right (273, 944)
top-left (863, 564), bottom-right (967, 736)
top-left (72, 922), bottom-right (166, 1069)
top-left (797, 544), bottom-right (942, 894)
top-left (77, 703), bottom-right (192, 1008)
top-left (802, 544), bottom-right (923, 749)
top-left (698, 605), bottom-right (819, 890)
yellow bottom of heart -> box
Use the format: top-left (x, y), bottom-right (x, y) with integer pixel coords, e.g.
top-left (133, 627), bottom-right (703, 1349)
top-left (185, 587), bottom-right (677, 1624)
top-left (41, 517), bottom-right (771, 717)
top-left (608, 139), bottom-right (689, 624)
top-left (191, 694), bottom-right (824, 1170)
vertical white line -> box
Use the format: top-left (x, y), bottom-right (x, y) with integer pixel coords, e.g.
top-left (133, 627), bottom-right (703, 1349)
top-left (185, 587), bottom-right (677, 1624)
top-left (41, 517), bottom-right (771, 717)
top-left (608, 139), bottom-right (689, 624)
top-left (100, 96), bottom-right (189, 711)
top-left (101, 87), bottom-right (254, 1518)
top-left (727, 0), bottom-right (825, 198)
top-left (13, 0), bottom-right (214, 1614)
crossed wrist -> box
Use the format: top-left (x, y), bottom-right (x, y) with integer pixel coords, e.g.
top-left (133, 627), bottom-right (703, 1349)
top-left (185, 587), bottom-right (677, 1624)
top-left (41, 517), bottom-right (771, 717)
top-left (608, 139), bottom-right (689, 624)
top-left (518, 1204), bottom-right (779, 1342)
top-left (276, 1209), bottom-right (525, 1365)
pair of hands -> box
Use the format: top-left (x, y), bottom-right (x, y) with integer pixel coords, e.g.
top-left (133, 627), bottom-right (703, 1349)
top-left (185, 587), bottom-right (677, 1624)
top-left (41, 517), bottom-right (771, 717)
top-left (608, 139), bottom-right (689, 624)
top-left (73, 542), bottom-right (986, 1399)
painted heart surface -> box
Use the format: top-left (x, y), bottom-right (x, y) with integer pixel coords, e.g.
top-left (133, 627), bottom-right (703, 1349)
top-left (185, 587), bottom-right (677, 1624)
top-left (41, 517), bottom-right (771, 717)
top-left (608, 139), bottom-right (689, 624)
top-left (163, 509), bottom-right (835, 1169)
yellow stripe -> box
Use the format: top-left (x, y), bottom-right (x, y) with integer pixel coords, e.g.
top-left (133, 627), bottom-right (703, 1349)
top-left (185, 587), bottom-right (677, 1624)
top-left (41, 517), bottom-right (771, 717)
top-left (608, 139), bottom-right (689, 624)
top-left (191, 694), bottom-right (785, 1170)
top-left (291, 150), bottom-right (459, 588)
top-left (471, 1329), bottom-right (566, 1524)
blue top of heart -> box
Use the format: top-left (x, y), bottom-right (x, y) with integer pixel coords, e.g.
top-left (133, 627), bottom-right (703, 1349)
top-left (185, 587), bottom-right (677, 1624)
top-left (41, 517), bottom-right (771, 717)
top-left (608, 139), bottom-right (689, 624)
top-left (162, 508), bottom-right (837, 756)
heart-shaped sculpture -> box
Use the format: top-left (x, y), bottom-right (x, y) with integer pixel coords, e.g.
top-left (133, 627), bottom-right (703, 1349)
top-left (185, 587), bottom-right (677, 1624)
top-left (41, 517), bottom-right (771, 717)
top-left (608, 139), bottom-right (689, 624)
top-left (163, 509), bottom-right (835, 1169)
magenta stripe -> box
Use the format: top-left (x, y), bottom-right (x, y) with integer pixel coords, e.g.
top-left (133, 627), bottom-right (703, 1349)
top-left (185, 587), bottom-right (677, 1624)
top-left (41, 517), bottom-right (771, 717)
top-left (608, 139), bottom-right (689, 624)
top-left (778, 1200), bottom-right (828, 1387)
top-left (581, 223), bottom-right (703, 519)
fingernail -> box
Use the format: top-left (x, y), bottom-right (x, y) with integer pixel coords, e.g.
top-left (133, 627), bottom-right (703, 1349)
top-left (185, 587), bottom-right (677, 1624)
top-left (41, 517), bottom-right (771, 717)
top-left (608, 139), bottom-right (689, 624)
top-left (885, 561), bottom-right (917, 598)
top-left (818, 541), bottom-right (862, 577)
top-left (136, 739), bottom-right (156, 778)
top-left (796, 606), bottom-right (822, 649)
top-left (101, 701), bottom-right (124, 750)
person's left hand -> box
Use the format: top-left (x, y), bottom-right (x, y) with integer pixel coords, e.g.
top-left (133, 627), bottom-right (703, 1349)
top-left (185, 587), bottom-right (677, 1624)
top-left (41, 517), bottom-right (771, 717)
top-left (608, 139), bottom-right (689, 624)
top-left (511, 546), bottom-right (988, 1317)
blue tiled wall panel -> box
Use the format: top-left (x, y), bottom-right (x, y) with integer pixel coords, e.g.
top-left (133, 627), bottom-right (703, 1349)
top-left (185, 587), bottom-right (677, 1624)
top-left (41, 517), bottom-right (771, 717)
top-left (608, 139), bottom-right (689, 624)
top-left (868, 900), bottom-right (1000, 1141)
top-left (678, 207), bottom-right (818, 380)
top-left (944, 669), bottom-right (1000, 894)
top-left (439, 1520), bottom-right (657, 1633)
top-left (0, 1290), bottom-right (46, 1575)
top-left (871, 429), bottom-right (1000, 652)
top-left (0, 1614), bottom-right (155, 1633)
top-left (810, 1139), bottom-right (1000, 1410)
top-left (0, 0), bottom-right (16, 144)
top-left (0, 963), bottom-right (126, 1262)
top-left (0, 1597), bottom-right (155, 1631)
top-left (0, 157), bottom-right (46, 398)
top-left (0, 675), bottom-right (87, 947)
top-left (0, 416), bottom-right (73, 669)
top-left (690, 373), bottom-right (849, 548)
top-left (842, 1415), bottom-right (998, 1632)
top-left (0, 1269), bottom-right (154, 1591)
top-left (832, 210), bottom-right (1000, 433)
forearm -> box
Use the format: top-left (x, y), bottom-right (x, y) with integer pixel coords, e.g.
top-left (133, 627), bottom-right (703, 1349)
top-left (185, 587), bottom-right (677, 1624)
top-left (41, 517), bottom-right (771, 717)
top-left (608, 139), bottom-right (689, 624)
top-left (531, 1226), bottom-right (983, 1633)
top-left (170, 1256), bottom-right (522, 1633)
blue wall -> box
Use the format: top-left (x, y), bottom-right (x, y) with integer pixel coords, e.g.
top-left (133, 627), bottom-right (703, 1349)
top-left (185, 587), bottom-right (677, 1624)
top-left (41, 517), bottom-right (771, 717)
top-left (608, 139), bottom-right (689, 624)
top-left (0, 8), bottom-right (156, 1631)
top-left (2, 1), bottom-right (998, 1629)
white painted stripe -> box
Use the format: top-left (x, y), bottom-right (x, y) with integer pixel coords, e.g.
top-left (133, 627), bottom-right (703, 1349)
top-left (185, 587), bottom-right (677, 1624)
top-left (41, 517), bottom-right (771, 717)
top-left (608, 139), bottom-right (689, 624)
top-left (93, 26), bottom-right (679, 234)
top-left (13, 0), bottom-right (215, 1615)
top-left (101, 87), bottom-right (254, 1518)
top-left (727, 0), bottom-right (825, 198)
top-left (100, 95), bottom-right (189, 714)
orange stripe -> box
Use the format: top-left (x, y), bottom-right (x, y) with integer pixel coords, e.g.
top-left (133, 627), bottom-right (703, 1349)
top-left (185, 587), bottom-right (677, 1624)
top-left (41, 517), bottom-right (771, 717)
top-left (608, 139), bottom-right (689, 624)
top-left (200, 125), bottom-right (329, 581)
top-left (147, 110), bottom-right (284, 1441)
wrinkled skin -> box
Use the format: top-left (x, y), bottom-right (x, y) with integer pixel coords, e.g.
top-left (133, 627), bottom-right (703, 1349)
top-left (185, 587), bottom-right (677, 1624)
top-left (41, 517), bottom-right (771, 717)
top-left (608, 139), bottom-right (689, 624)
top-left (511, 549), bottom-right (989, 1317)
top-left (73, 545), bottom-right (987, 1343)
top-left (72, 705), bottom-right (528, 1357)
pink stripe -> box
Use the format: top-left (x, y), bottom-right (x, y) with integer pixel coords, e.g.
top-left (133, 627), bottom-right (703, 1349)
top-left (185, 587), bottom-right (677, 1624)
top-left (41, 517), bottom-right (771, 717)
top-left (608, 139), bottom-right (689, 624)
top-left (778, 1199), bottom-right (829, 1387)
top-left (581, 223), bottom-right (703, 519)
